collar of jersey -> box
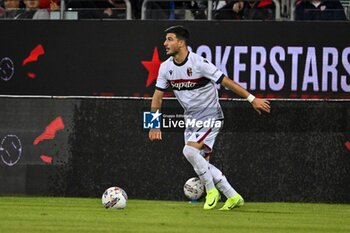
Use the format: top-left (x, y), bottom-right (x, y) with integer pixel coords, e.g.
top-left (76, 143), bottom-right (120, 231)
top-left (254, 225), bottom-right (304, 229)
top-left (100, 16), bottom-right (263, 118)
top-left (173, 51), bottom-right (189, 67)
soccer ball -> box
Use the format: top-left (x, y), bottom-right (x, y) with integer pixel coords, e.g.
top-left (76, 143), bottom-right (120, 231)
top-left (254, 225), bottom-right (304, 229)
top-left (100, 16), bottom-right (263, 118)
top-left (183, 177), bottom-right (205, 200)
top-left (102, 187), bottom-right (128, 209)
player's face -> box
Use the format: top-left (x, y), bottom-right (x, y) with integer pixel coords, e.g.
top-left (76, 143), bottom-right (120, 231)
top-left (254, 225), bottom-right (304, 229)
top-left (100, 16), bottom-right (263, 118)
top-left (164, 33), bottom-right (182, 56)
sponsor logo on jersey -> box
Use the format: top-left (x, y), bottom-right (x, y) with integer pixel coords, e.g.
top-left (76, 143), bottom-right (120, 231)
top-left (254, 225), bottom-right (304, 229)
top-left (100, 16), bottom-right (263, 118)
top-left (170, 78), bottom-right (210, 91)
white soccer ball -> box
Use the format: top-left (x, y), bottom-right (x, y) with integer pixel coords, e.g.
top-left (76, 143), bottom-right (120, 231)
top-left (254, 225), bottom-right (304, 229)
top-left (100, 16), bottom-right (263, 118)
top-left (183, 177), bottom-right (205, 200)
top-left (102, 187), bottom-right (128, 209)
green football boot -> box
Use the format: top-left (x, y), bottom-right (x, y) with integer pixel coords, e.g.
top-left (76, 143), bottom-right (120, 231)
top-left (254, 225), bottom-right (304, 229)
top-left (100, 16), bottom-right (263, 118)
top-left (219, 193), bottom-right (244, 210)
top-left (203, 188), bottom-right (220, 210)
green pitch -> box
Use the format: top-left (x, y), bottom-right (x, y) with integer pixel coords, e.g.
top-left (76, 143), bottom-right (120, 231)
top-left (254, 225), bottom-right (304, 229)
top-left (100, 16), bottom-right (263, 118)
top-left (0, 197), bottom-right (349, 233)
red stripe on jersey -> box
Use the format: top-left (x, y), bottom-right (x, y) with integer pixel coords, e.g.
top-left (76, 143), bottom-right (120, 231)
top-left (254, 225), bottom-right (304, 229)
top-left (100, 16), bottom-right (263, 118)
top-left (170, 78), bottom-right (210, 91)
top-left (170, 77), bottom-right (208, 83)
top-left (198, 128), bottom-right (212, 143)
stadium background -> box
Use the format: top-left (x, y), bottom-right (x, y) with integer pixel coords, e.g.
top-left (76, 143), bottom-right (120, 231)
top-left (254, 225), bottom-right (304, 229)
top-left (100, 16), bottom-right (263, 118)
top-left (0, 20), bottom-right (349, 203)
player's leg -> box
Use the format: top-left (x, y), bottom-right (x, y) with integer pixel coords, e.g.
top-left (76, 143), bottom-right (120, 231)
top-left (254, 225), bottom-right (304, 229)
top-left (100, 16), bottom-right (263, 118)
top-left (201, 158), bottom-right (244, 211)
top-left (206, 161), bottom-right (237, 198)
top-left (199, 126), bottom-right (236, 198)
top-left (208, 162), bottom-right (244, 210)
top-left (183, 128), bottom-right (219, 210)
top-left (183, 142), bottom-right (215, 191)
top-left (200, 122), bottom-right (244, 210)
top-left (201, 150), bottom-right (239, 200)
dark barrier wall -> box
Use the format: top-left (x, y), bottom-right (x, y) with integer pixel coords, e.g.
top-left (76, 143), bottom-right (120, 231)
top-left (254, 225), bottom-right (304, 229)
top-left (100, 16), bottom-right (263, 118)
top-left (0, 98), bottom-right (73, 194)
top-left (0, 21), bottom-right (349, 98)
top-left (0, 98), bottom-right (349, 203)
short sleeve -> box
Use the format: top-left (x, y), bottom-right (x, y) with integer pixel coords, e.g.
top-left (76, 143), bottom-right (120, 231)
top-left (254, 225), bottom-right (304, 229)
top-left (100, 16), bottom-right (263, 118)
top-left (200, 58), bottom-right (225, 84)
top-left (155, 63), bottom-right (169, 91)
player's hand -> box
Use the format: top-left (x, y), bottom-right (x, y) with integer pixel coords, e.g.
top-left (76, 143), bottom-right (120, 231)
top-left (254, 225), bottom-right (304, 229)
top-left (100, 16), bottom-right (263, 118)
top-left (251, 98), bottom-right (271, 115)
top-left (149, 129), bottom-right (162, 141)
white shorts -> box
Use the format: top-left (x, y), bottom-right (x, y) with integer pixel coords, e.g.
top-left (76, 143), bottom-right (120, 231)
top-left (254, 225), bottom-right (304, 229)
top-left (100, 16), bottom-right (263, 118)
top-left (184, 120), bottom-right (223, 157)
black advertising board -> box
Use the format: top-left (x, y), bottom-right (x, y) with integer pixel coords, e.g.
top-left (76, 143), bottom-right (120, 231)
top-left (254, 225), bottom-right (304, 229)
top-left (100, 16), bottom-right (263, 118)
top-left (0, 20), bottom-right (349, 99)
top-left (0, 98), bottom-right (349, 202)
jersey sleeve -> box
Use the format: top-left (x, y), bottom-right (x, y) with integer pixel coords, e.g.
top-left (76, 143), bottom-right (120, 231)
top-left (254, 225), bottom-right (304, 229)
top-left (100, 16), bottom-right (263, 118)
top-left (155, 63), bottom-right (169, 91)
top-left (200, 58), bottom-right (225, 84)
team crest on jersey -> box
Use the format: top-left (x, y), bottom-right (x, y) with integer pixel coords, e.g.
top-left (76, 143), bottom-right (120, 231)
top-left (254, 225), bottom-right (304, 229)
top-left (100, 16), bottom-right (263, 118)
top-left (169, 70), bottom-right (173, 75)
top-left (187, 67), bottom-right (192, 77)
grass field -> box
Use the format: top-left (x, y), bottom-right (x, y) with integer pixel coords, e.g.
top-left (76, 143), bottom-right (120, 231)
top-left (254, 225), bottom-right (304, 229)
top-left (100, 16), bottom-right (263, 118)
top-left (0, 197), bottom-right (349, 233)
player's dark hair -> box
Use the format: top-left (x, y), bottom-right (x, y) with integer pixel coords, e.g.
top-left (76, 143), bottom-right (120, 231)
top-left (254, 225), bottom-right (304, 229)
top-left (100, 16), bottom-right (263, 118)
top-left (164, 25), bottom-right (190, 45)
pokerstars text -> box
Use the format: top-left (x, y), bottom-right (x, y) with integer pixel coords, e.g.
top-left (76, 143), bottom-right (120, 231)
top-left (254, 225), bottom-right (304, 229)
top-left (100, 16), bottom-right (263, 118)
top-left (188, 46), bottom-right (350, 93)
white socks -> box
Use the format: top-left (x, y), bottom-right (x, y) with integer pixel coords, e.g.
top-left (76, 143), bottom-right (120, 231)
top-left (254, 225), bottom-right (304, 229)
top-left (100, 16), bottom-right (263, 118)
top-left (183, 145), bottom-right (238, 198)
top-left (183, 145), bottom-right (215, 191)
top-left (208, 163), bottom-right (237, 198)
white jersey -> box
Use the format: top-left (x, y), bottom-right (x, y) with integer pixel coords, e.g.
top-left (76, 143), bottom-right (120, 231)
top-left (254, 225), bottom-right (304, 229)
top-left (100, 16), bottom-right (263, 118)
top-left (155, 51), bottom-right (225, 121)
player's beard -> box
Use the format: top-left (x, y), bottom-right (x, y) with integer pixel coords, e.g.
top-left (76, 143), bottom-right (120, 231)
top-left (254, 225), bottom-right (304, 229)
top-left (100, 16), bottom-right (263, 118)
top-left (168, 46), bottom-right (180, 57)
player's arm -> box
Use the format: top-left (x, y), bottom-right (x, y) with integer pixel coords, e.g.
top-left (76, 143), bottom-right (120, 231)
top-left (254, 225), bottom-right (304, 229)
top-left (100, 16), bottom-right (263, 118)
top-left (149, 89), bottom-right (164, 141)
top-left (221, 76), bottom-right (271, 114)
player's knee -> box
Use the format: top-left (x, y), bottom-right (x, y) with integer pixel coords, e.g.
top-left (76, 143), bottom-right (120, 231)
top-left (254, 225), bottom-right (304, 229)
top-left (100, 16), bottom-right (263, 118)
top-left (183, 145), bottom-right (199, 165)
top-left (183, 145), bottom-right (198, 158)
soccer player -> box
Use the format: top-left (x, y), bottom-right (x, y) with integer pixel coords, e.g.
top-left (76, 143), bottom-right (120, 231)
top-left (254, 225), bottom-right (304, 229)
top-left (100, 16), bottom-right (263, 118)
top-left (149, 25), bottom-right (271, 210)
